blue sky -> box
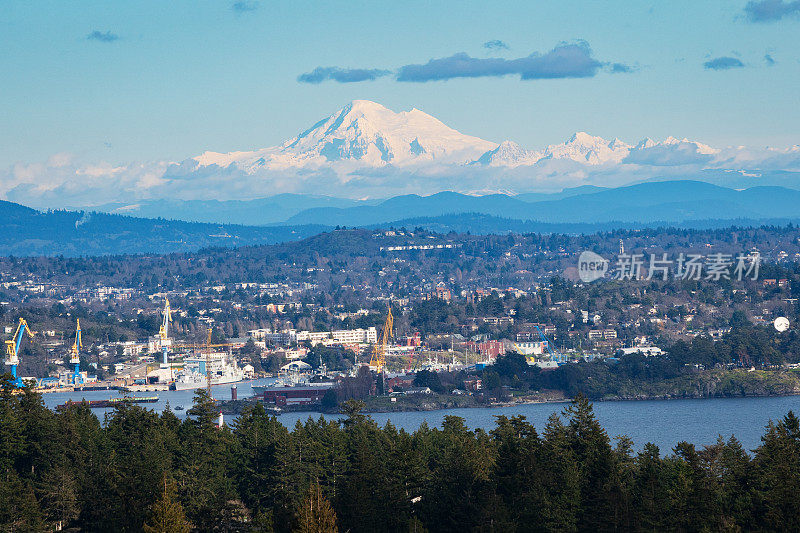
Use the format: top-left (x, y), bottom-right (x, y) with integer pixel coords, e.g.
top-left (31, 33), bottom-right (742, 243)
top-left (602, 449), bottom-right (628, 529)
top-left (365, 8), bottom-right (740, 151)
top-left (1, 0), bottom-right (799, 169)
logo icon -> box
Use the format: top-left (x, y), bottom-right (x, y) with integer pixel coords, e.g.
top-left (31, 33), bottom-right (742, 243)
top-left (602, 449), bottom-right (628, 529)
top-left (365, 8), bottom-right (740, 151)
top-left (774, 316), bottom-right (790, 332)
top-left (578, 251), bottom-right (608, 283)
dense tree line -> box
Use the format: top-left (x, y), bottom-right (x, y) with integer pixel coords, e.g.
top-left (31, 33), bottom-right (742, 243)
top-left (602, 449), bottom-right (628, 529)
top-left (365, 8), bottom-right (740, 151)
top-left (3, 225), bottom-right (800, 297)
top-left (3, 376), bottom-right (800, 532)
top-left (0, 203), bottom-right (324, 257)
top-left (470, 323), bottom-right (800, 400)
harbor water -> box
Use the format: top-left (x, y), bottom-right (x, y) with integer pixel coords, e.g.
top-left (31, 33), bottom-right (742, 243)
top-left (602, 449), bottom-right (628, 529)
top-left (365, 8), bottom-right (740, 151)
top-left (40, 385), bottom-right (800, 453)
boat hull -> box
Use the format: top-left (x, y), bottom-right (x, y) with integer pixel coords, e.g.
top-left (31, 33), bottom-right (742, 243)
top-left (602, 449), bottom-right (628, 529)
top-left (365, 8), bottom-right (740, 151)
top-left (171, 374), bottom-right (244, 391)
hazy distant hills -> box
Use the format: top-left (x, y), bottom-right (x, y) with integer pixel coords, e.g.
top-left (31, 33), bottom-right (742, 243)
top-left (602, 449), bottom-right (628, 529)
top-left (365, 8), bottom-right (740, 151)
top-left (87, 181), bottom-right (800, 229)
top-left (91, 194), bottom-right (369, 226)
top-left (371, 213), bottom-right (800, 236)
top-left (89, 185), bottom-right (609, 226)
top-left (6, 179), bottom-right (800, 256)
top-left (0, 202), bottom-right (328, 256)
top-left (284, 181), bottom-right (800, 227)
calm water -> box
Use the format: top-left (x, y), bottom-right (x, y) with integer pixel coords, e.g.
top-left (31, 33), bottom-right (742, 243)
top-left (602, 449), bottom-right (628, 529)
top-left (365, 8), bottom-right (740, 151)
top-left (41, 385), bottom-right (800, 453)
top-left (40, 378), bottom-right (275, 422)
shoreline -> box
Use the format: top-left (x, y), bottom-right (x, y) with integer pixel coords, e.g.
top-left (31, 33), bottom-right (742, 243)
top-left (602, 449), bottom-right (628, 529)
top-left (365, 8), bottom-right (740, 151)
top-left (219, 389), bottom-right (800, 416)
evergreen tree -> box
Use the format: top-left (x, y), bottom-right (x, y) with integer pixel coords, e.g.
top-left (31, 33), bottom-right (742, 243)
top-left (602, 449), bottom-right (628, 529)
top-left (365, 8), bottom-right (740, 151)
top-left (720, 435), bottom-right (756, 529)
top-left (538, 413), bottom-right (580, 531)
top-left (564, 396), bottom-right (618, 531)
top-left (5, 375), bottom-right (800, 532)
top-left (176, 389), bottom-right (237, 530)
top-left (418, 416), bottom-right (495, 533)
top-left (632, 443), bottom-right (669, 531)
top-left (672, 441), bottom-right (722, 531)
top-left (0, 469), bottom-right (45, 532)
top-left (490, 415), bottom-right (547, 531)
top-left (143, 474), bottom-right (191, 533)
top-left (752, 412), bottom-right (800, 530)
top-left (0, 375), bottom-right (26, 477)
top-left (336, 410), bottom-right (394, 532)
top-left (294, 481), bottom-right (338, 533)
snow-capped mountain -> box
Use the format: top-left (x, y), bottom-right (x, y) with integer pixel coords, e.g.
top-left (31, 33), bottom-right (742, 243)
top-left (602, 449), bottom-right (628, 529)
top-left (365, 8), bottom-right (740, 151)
top-left (624, 136), bottom-right (719, 166)
top-left (194, 100), bottom-right (497, 172)
top-left (539, 132), bottom-right (632, 165)
top-left (189, 101), bottom-right (744, 174)
top-left (6, 99), bottom-right (800, 208)
top-left (474, 140), bottom-right (542, 167)
top-left (471, 132), bottom-right (720, 168)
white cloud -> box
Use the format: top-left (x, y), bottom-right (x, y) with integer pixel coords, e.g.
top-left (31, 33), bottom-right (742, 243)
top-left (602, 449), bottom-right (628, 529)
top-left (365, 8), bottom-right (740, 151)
top-left (3, 141), bottom-right (800, 208)
top-left (3, 107), bottom-right (800, 208)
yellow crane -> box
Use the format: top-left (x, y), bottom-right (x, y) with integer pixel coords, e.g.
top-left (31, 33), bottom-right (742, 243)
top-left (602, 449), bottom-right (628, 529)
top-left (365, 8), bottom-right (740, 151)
top-left (5, 318), bottom-right (35, 387)
top-left (369, 308), bottom-right (393, 373)
top-left (158, 298), bottom-right (171, 366)
top-left (172, 329), bottom-right (235, 398)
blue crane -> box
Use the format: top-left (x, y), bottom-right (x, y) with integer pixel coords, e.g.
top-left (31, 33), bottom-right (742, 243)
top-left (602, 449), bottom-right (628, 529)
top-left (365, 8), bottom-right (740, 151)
top-left (4, 318), bottom-right (35, 388)
top-left (534, 324), bottom-right (564, 364)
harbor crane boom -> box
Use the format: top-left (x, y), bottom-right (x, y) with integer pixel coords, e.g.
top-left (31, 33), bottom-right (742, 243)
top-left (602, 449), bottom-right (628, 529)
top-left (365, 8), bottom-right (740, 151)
top-left (205, 328), bottom-right (213, 398)
top-left (4, 318), bottom-right (35, 388)
top-left (69, 319), bottom-right (83, 385)
top-left (369, 308), bottom-right (393, 373)
top-left (159, 298), bottom-right (171, 366)
top-left (535, 325), bottom-right (563, 363)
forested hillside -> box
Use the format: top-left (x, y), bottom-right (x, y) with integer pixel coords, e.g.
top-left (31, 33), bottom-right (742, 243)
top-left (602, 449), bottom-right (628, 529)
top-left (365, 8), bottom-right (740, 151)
top-left (0, 201), bottom-right (329, 256)
top-left (2, 384), bottom-right (800, 532)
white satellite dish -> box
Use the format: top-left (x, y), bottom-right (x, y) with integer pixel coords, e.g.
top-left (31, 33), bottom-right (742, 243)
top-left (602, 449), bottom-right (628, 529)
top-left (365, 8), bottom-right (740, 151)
top-left (774, 316), bottom-right (790, 332)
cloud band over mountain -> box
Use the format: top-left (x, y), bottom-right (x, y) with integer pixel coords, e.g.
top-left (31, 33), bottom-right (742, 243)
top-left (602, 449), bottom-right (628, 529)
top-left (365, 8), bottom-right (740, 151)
top-left (744, 0), bottom-right (800, 22)
top-left (87, 30), bottom-right (119, 42)
top-left (2, 101), bottom-right (799, 208)
top-left (297, 67), bottom-right (391, 84)
top-left (704, 56), bottom-right (745, 70)
top-left (298, 42), bottom-right (632, 83)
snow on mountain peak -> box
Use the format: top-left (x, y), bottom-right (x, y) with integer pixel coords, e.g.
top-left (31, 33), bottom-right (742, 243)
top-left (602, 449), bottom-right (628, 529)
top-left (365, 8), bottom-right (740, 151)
top-left (194, 100), bottom-right (497, 171)
top-left (543, 132), bottom-right (632, 165)
top-left (635, 138), bottom-right (657, 150)
top-left (567, 131), bottom-right (605, 145)
top-left (475, 140), bottom-right (541, 167)
top-left (191, 100), bottom-right (733, 175)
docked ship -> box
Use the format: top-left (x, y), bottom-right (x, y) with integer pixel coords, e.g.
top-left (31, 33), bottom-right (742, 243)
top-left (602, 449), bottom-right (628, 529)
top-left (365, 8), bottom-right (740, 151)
top-left (56, 396), bottom-right (158, 410)
top-left (170, 351), bottom-right (244, 391)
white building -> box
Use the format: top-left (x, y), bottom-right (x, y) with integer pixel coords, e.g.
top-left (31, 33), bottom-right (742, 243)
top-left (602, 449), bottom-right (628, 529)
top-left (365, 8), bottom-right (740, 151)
top-left (282, 347), bottom-right (308, 360)
top-left (331, 327), bottom-right (377, 344)
top-left (513, 341), bottom-right (548, 356)
top-left (299, 327), bottom-right (378, 346)
top-left (246, 328), bottom-right (272, 340)
top-left (619, 346), bottom-right (664, 357)
top-left (253, 327), bottom-right (378, 347)
top-left (115, 341), bottom-right (148, 357)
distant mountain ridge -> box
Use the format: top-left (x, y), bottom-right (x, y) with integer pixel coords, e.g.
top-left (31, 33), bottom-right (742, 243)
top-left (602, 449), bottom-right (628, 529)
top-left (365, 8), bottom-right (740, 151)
top-left (285, 181), bottom-right (800, 226)
top-left (90, 194), bottom-right (370, 226)
top-left (6, 179), bottom-right (800, 256)
top-left (0, 201), bottom-right (329, 256)
top-left (373, 212), bottom-right (800, 236)
top-left (85, 180), bottom-right (800, 228)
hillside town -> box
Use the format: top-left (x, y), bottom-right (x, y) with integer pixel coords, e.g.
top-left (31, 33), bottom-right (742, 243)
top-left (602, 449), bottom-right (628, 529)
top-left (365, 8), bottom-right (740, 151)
top-left (1, 227), bottom-right (799, 409)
